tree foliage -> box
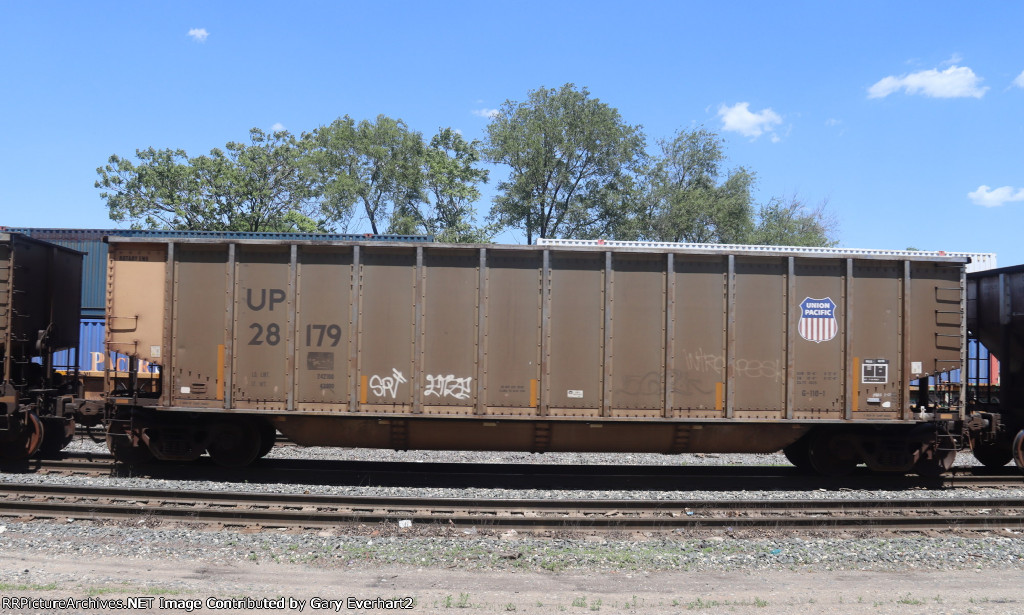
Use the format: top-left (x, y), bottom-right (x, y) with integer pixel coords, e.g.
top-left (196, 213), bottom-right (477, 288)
top-left (97, 85), bottom-right (838, 247)
top-left (307, 118), bottom-right (491, 239)
top-left (484, 84), bottom-right (646, 243)
top-left (98, 119), bottom-right (491, 241)
top-left (96, 129), bottom-right (325, 232)
top-left (749, 196), bottom-right (838, 247)
top-left (421, 128), bottom-right (492, 243)
top-left (640, 128), bottom-right (755, 243)
top-left (308, 115), bottom-right (426, 235)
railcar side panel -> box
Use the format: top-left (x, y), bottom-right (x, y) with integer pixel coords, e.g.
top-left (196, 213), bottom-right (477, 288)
top-left (608, 253), bottom-right (666, 414)
top-left (482, 251), bottom-right (541, 414)
top-left (848, 261), bottom-right (901, 419)
top-left (106, 244), bottom-right (166, 363)
top-left (171, 246), bottom-right (228, 408)
top-left (357, 249), bottom-right (416, 411)
top-left (671, 256), bottom-right (727, 417)
top-left (421, 249), bottom-right (478, 412)
top-left (791, 259), bottom-right (845, 418)
top-left (546, 252), bottom-right (604, 415)
top-left (295, 247), bottom-right (353, 409)
top-left (732, 257), bottom-right (786, 417)
top-left (104, 239), bottom-right (969, 457)
top-left (909, 261), bottom-right (963, 395)
top-left (232, 245), bottom-right (291, 409)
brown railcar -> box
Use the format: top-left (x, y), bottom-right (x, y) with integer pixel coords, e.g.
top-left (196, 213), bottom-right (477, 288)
top-left (103, 238), bottom-right (967, 473)
top-left (0, 232), bottom-right (81, 458)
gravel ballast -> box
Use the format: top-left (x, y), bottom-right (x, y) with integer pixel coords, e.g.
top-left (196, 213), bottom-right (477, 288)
top-left (3, 438), bottom-right (1024, 613)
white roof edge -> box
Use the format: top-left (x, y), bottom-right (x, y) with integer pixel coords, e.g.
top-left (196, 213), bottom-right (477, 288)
top-left (535, 238), bottom-right (997, 272)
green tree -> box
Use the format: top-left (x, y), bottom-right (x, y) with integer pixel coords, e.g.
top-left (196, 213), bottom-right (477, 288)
top-left (421, 128), bottom-right (492, 242)
top-left (97, 148), bottom-right (206, 229)
top-left (642, 128), bottom-right (756, 244)
top-left (749, 196), bottom-right (838, 247)
top-left (309, 115), bottom-right (426, 235)
top-left (96, 129), bottom-right (325, 232)
top-left (484, 84), bottom-right (646, 243)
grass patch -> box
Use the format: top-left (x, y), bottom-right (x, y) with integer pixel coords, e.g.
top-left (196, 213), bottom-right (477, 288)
top-left (896, 593), bottom-right (924, 605)
top-left (0, 582), bottom-right (58, 591)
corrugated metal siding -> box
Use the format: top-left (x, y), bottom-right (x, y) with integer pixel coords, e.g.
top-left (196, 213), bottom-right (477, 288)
top-left (927, 339), bottom-right (992, 385)
top-left (52, 318), bottom-right (158, 374)
top-left (4, 228), bottom-right (433, 317)
top-left (52, 319), bottom-right (103, 371)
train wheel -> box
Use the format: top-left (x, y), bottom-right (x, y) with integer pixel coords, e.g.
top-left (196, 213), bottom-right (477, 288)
top-left (1013, 430), bottom-right (1024, 473)
top-left (970, 437), bottom-right (1012, 469)
top-left (782, 436), bottom-right (813, 472)
top-left (256, 421), bottom-right (277, 459)
top-left (914, 435), bottom-right (957, 477)
top-left (38, 416), bottom-right (75, 458)
top-left (207, 420), bottom-right (260, 467)
top-left (807, 430), bottom-right (858, 476)
top-left (106, 430), bottom-right (155, 464)
top-left (0, 413), bottom-right (45, 460)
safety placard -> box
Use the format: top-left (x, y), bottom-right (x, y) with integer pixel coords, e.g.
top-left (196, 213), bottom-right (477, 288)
top-left (861, 359), bottom-right (889, 384)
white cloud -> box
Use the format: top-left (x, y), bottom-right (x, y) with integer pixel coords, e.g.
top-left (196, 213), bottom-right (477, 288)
top-left (271, 122), bottom-right (285, 132)
top-left (868, 65), bottom-right (987, 99)
top-left (471, 108), bottom-right (499, 118)
top-left (717, 102), bottom-right (782, 140)
top-left (941, 53), bottom-right (964, 67)
top-left (1013, 70), bottom-right (1024, 89)
top-left (968, 185), bottom-right (1024, 207)
top-left (187, 28), bottom-right (209, 43)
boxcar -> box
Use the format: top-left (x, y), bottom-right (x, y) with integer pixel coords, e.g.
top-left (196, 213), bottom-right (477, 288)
top-left (102, 237), bottom-right (969, 474)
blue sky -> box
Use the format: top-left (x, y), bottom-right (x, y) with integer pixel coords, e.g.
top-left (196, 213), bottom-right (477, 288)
top-left (2, 1), bottom-right (1022, 264)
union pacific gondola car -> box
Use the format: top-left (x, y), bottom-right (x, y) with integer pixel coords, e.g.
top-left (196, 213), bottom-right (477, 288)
top-left (99, 235), bottom-right (977, 475)
top-left (7, 230), bottom-right (1021, 477)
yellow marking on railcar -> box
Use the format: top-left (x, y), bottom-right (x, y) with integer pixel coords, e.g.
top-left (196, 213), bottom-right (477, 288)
top-left (715, 382), bottom-right (724, 411)
top-left (216, 345), bottom-right (225, 401)
top-left (360, 375), bottom-right (368, 404)
top-left (530, 379), bottom-right (538, 407)
top-left (852, 357), bottom-right (860, 412)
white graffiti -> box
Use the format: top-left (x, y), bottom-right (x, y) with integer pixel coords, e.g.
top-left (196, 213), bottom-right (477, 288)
top-left (680, 347), bottom-right (783, 383)
top-left (424, 374), bottom-right (473, 400)
top-left (369, 368), bottom-right (407, 398)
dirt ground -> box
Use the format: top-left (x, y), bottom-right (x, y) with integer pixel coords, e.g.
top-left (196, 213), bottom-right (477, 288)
top-left (2, 551), bottom-right (1023, 615)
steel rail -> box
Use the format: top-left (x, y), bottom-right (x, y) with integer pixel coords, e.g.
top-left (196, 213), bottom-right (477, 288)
top-left (1, 482), bottom-right (1022, 532)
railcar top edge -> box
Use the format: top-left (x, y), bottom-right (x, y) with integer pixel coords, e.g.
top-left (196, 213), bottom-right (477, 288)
top-left (104, 235), bottom-right (973, 264)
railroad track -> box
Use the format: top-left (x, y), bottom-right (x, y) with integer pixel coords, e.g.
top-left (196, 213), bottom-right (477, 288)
top-left (0, 482), bottom-right (1022, 532)
top-left (3, 454), bottom-right (1023, 491)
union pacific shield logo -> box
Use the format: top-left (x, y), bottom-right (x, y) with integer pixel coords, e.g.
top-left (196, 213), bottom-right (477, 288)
top-left (798, 297), bottom-right (837, 343)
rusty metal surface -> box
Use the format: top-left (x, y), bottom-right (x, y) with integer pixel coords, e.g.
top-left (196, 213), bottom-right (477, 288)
top-left (105, 238), bottom-right (968, 454)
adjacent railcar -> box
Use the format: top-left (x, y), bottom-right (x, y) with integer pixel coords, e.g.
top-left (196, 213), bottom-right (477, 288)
top-left (0, 232), bottom-right (81, 459)
top-left (967, 264), bottom-right (1024, 468)
top-left (104, 237), bottom-right (968, 473)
